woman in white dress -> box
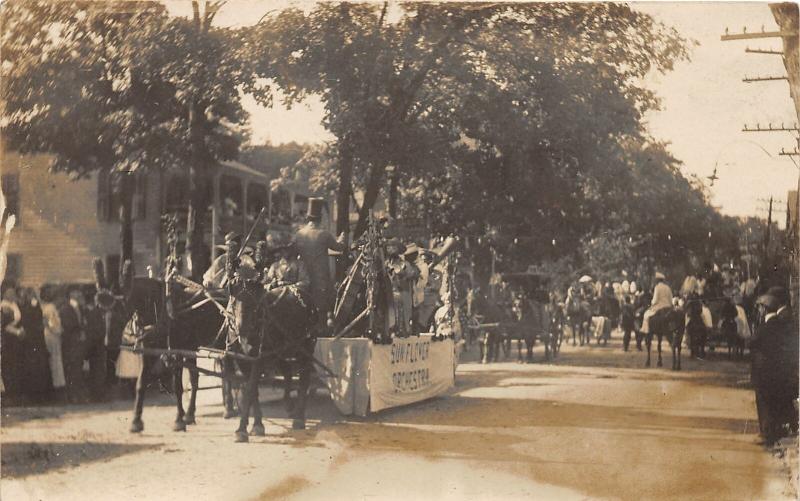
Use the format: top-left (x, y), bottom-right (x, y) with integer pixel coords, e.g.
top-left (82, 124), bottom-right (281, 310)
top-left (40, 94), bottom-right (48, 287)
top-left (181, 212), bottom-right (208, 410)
top-left (40, 286), bottom-right (66, 390)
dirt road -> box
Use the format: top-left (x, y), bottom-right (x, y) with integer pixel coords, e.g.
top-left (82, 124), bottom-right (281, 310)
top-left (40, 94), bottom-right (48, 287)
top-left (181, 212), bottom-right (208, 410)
top-left (2, 333), bottom-right (796, 501)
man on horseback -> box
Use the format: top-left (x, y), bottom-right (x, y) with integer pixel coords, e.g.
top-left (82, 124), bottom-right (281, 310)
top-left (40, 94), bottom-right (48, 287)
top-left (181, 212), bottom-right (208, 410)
top-left (640, 272), bottom-right (673, 335)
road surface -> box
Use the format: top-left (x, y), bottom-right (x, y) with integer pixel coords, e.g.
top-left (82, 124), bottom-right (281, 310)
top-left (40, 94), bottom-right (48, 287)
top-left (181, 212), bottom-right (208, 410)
top-left (2, 332), bottom-right (796, 500)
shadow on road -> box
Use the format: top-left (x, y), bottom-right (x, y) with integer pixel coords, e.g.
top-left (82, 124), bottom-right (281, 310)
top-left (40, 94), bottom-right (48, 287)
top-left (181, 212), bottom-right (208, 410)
top-left (1, 441), bottom-right (161, 478)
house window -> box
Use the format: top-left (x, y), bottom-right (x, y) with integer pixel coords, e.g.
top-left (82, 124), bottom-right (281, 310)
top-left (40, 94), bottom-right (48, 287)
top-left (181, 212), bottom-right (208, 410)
top-left (5, 254), bottom-right (21, 285)
top-left (219, 175), bottom-right (243, 218)
top-left (164, 175), bottom-right (189, 214)
top-left (2, 173), bottom-right (20, 224)
top-left (246, 183), bottom-right (267, 222)
top-left (98, 170), bottom-right (146, 222)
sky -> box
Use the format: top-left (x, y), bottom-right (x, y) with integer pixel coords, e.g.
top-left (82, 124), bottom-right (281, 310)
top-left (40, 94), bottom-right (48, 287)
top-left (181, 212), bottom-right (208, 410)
top-left (165, 1), bottom-right (799, 224)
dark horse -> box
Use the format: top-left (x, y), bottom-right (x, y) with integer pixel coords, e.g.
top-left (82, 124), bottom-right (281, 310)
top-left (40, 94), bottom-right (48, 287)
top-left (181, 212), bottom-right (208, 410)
top-left (684, 296), bottom-right (708, 360)
top-left (99, 260), bottom-right (225, 433)
top-left (644, 306), bottom-right (685, 370)
top-left (565, 293), bottom-right (591, 346)
top-left (227, 271), bottom-right (319, 442)
top-left (467, 288), bottom-right (513, 363)
top-left (509, 292), bottom-right (553, 363)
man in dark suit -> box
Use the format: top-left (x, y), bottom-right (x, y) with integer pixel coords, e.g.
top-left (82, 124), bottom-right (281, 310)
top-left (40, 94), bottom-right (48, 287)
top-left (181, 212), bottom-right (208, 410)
top-left (751, 286), bottom-right (799, 445)
top-left (82, 285), bottom-right (107, 401)
top-left (59, 286), bottom-right (89, 403)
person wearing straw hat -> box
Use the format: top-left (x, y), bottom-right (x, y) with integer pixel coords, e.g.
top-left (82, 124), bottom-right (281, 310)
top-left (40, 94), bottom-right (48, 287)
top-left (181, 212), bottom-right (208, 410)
top-left (264, 237), bottom-right (310, 292)
top-left (385, 238), bottom-right (419, 336)
top-left (294, 198), bottom-right (345, 323)
top-left (202, 232), bottom-right (256, 289)
top-left (640, 271), bottom-right (673, 335)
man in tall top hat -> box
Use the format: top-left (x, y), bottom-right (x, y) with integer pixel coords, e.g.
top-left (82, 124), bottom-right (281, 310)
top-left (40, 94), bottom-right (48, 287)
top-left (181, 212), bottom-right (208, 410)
top-left (293, 198), bottom-right (345, 325)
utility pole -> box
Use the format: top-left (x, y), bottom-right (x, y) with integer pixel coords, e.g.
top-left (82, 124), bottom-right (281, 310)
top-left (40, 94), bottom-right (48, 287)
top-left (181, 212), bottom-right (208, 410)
top-left (722, 5), bottom-right (799, 296)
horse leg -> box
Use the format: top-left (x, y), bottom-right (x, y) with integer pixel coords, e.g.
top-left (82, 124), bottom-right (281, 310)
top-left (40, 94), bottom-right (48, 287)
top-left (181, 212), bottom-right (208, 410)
top-left (645, 333), bottom-right (652, 367)
top-left (675, 331), bottom-right (683, 370)
top-left (656, 333), bottom-right (663, 367)
top-left (130, 355), bottom-right (151, 433)
top-left (184, 358), bottom-right (199, 425)
top-left (544, 332), bottom-right (551, 361)
top-left (280, 360), bottom-right (296, 414)
top-left (173, 360), bottom-right (187, 432)
top-left (249, 382), bottom-right (265, 437)
top-left (526, 336), bottom-right (534, 363)
top-left (234, 359), bottom-right (260, 443)
top-left (291, 355), bottom-right (312, 430)
top-left (221, 359), bottom-right (238, 419)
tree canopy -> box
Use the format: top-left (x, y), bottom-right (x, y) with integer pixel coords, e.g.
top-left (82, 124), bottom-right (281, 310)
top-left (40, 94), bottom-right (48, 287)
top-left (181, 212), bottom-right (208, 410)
top-left (1, 1), bottom-right (743, 284)
top-left (1, 0), bottom-right (262, 277)
top-left (248, 2), bottom-right (735, 281)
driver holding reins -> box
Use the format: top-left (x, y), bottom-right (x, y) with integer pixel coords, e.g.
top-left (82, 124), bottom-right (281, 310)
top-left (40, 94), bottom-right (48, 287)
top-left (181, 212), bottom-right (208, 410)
top-left (640, 272), bottom-right (673, 334)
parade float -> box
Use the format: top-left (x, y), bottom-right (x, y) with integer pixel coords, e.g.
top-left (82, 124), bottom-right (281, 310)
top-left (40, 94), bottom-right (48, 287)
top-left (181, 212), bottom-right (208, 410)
top-left (315, 214), bottom-right (462, 416)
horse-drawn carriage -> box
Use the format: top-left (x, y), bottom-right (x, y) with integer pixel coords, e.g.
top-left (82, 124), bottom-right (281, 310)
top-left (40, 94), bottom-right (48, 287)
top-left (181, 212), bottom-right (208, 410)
top-left (101, 211), bottom-right (328, 442)
top-left (467, 271), bottom-right (562, 364)
top-left (105, 211), bottom-right (461, 437)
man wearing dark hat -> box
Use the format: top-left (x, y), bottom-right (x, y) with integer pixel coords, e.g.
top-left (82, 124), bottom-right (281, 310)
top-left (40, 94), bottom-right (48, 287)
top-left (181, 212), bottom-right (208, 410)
top-left (751, 286), bottom-right (799, 444)
top-left (294, 198), bottom-right (345, 325)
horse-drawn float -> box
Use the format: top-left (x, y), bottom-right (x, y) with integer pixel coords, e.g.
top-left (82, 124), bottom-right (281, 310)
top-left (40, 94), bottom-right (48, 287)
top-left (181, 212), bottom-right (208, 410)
top-left (107, 211), bottom-right (462, 436)
top-left (314, 214), bottom-right (461, 416)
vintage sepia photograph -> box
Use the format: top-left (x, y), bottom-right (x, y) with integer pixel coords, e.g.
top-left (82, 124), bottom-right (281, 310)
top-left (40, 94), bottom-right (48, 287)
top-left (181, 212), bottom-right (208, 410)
top-left (0, 1), bottom-right (798, 499)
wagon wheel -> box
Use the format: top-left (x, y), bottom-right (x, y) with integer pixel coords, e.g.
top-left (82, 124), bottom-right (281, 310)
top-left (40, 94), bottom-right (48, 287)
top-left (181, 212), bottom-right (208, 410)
top-left (213, 358), bottom-right (245, 416)
top-left (466, 315), bottom-right (482, 348)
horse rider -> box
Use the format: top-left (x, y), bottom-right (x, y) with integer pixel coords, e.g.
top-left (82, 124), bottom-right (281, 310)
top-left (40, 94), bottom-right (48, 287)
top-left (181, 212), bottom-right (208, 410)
top-left (640, 272), bottom-right (673, 335)
top-left (293, 198), bottom-right (346, 326)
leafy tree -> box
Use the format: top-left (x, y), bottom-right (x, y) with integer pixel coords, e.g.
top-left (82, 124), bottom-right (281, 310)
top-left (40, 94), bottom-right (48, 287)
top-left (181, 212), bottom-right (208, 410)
top-left (1, 0), bottom-right (259, 279)
top-left (248, 3), bottom-right (695, 282)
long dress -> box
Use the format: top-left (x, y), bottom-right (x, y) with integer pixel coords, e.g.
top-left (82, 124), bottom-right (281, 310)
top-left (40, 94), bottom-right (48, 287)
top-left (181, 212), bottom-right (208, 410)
top-left (42, 302), bottom-right (66, 388)
top-left (18, 299), bottom-right (52, 396)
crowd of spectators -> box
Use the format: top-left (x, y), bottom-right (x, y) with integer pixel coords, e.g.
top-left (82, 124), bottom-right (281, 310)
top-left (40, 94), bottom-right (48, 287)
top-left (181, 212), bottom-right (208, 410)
top-left (1, 281), bottom-right (110, 405)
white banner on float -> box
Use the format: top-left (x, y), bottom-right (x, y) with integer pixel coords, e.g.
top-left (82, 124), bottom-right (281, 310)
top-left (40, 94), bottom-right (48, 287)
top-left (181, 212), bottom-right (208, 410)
top-left (369, 335), bottom-right (455, 413)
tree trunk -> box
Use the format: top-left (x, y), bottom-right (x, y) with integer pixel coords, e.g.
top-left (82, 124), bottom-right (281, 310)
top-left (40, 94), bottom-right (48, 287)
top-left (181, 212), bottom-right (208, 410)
top-left (118, 172), bottom-right (135, 282)
top-left (353, 163), bottom-right (386, 238)
top-left (335, 142), bottom-right (354, 279)
top-left (186, 164), bottom-right (210, 282)
top-left (388, 168), bottom-right (398, 218)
